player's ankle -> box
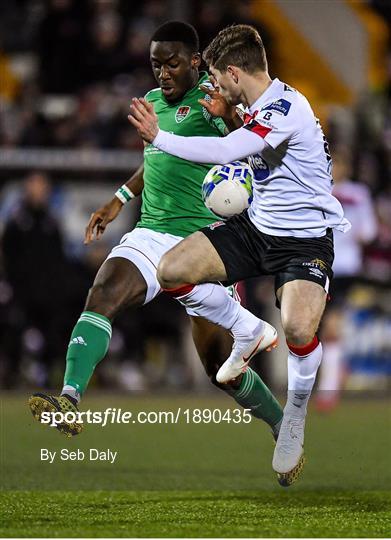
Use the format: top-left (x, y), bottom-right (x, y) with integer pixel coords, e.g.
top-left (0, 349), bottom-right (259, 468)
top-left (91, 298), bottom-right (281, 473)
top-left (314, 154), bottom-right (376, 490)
top-left (231, 315), bottom-right (264, 341)
top-left (61, 385), bottom-right (81, 403)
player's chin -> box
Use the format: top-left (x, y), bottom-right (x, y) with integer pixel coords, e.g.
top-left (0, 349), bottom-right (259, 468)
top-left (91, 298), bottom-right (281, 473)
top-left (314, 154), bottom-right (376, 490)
top-left (161, 87), bottom-right (178, 101)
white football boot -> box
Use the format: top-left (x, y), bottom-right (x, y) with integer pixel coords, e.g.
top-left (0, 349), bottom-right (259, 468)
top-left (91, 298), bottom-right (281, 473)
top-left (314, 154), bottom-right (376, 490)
top-left (272, 409), bottom-right (306, 476)
top-left (216, 321), bottom-right (278, 383)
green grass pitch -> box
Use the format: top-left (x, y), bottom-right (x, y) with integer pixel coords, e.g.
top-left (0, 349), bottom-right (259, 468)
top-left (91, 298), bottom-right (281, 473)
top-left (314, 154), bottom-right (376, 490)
top-left (1, 393), bottom-right (390, 537)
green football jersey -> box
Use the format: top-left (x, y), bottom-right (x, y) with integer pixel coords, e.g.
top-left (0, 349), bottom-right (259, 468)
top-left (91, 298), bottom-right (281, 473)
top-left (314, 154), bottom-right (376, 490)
top-left (136, 72), bottom-right (226, 238)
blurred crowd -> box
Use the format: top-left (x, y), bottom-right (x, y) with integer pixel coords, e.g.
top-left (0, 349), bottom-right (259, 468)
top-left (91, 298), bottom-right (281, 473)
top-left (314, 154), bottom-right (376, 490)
top-left (0, 0), bottom-right (390, 395)
top-left (0, 172), bottom-right (192, 390)
top-left (0, 0), bottom-right (271, 151)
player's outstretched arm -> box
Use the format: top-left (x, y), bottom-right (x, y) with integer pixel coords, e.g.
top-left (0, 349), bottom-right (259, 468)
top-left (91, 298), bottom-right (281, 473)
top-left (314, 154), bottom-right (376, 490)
top-left (128, 98), bottom-right (265, 165)
top-left (84, 163), bottom-right (144, 244)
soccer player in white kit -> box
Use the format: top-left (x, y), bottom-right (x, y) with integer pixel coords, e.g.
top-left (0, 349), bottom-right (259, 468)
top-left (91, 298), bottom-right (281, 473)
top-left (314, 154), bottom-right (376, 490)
top-left (129, 24), bottom-right (351, 482)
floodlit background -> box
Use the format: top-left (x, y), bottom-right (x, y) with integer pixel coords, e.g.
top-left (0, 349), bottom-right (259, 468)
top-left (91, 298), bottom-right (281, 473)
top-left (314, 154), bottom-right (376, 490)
top-left (0, 2), bottom-right (391, 537)
top-left (0, 0), bottom-right (390, 402)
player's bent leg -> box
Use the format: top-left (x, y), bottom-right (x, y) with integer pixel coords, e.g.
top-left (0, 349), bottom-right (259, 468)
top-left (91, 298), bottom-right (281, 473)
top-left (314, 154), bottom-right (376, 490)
top-left (279, 279), bottom-right (327, 346)
top-left (273, 279), bottom-right (326, 484)
top-left (158, 231), bottom-right (278, 378)
top-left (28, 258), bottom-right (148, 436)
top-left (62, 257), bottom-right (147, 397)
top-left (157, 230), bottom-right (228, 288)
top-left (190, 316), bottom-right (233, 379)
top-left (190, 316), bottom-right (283, 437)
top-left (84, 257), bottom-right (147, 319)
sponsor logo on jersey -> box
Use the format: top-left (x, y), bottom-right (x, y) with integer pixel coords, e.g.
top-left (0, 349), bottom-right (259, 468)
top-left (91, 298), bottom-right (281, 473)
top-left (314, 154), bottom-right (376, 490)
top-left (308, 267), bottom-right (324, 279)
top-left (262, 99), bottom-right (291, 116)
top-left (311, 258), bottom-right (328, 271)
top-left (302, 259), bottom-right (327, 280)
top-left (302, 259), bottom-right (328, 272)
top-left (175, 106), bottom-right (191, 123)
top-left (248, 153), bottom-right (270, 181)
top-left (208, 220), bottom-right (225, 230)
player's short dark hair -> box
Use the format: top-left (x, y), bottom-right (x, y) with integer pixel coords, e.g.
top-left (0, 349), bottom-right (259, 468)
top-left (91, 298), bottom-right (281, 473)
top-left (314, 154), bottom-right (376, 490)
top-left (150, 21), bottom-right (199, 52)
top-left (203, 24), bottom-right (267, 73)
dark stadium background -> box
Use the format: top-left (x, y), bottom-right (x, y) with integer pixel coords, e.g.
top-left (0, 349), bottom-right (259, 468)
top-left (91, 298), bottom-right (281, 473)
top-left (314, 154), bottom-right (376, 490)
top-left (0, 0), bottom-right (390, 396)
top-left (0, 2), bottom-right (390, 537)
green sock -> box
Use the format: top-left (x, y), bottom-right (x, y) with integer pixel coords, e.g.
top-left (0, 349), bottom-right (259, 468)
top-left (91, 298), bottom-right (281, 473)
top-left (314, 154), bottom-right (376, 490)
top-left (63, 311), bottom-right (112, 397)
top-left (230, 368), bottom-right (283, 429)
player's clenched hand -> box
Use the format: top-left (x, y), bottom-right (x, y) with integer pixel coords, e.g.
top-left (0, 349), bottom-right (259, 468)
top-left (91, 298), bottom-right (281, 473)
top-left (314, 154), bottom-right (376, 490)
top-left (198, 80), bottom-right (236, 122)
top-left (128, 98), bottom-right (159, 143)
top-left (84, 197), bottom-right (123, 245)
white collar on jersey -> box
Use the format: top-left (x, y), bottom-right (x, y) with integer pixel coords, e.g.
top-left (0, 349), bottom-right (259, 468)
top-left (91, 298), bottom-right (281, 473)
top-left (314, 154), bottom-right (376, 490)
top-left (248, 78), bottom-right (281, 114)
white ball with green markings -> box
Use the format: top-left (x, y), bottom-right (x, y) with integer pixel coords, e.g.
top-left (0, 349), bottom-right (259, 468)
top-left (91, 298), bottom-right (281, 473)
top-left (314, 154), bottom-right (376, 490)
top-left (202, 161), bottom-right (254, 218)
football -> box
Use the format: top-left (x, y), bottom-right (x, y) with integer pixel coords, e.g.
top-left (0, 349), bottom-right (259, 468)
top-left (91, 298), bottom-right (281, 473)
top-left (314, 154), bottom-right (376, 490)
top-left (202, 161), bottom-right (254, 218)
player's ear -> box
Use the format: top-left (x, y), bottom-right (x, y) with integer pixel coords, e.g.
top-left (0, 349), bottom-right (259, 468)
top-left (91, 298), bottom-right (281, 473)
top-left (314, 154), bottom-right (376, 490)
top-left (227, 66), bottom-right (239, 84)
top-left (191, 52), bottom-right (201, 69)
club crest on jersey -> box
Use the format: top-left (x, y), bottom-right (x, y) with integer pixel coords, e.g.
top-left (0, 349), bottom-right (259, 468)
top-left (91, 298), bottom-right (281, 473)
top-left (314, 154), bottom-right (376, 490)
top-left (175, 106), bottom-right (191, 123)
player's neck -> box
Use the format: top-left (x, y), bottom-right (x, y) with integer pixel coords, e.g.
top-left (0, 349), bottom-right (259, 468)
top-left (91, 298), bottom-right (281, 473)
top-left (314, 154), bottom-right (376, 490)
top-left (240, 71), bottom-right (272, 109)
top-left (179, 71), bottom-right (201, 100)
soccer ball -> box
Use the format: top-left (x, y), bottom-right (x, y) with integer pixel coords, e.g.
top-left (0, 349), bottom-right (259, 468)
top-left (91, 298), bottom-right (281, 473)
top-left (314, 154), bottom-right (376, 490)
top-left (202, 161), bottom-right (254, 218)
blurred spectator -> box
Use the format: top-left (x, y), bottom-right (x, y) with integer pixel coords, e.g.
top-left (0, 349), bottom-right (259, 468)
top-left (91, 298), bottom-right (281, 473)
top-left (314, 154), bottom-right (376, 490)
top-left (331, 148), bottom-right (378, 277)
top-left (123, 24), bottom-right (151, 71)
top-left (317, 148), bottom-right (378, 410)
top-left (365, 185), bottom-right (391, 283)
top-left (81, 11), bottom-right (125, 86)
top-left (194, 1), bottom-right (230, 50)
top-left (1, 171), bottom-right (69, 386)
top-left (38, 0), bottom-right (86, 93)
top-left (194, 0), bottom-right (273, 72)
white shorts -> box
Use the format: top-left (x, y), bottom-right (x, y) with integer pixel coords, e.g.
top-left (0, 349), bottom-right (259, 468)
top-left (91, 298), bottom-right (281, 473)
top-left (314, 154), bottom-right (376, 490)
top-left (106, 227), bottom-right (240, 315)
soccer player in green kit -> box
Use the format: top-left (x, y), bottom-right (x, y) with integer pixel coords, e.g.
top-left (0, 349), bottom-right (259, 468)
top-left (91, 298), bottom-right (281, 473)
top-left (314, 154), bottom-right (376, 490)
top-left (28, 21), bottom-right (287, 479)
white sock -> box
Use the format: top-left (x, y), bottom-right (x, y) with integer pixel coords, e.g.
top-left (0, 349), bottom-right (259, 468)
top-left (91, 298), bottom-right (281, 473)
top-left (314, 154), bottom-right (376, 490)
top-left (286, 341), bottom-right (323, 415)
top-left (176, 283), bottom-right (263, 340)
top-left (61, 385), bottom-right (81, 403)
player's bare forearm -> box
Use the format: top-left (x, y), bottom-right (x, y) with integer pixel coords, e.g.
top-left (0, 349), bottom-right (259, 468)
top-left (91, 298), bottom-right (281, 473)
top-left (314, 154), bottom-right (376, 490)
top-left (84, 163), bottom-right (144, 244)
top-left (125, 163), bottom-right (144, 196)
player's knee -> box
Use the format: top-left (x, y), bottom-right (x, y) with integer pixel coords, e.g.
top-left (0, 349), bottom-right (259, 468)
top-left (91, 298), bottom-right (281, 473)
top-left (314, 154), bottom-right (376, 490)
top-left (284, 322), bottom-right (315, 346)
top-left (85, 282), bottom-right (112, 317)
top-left (157, 254), bottom-right (183, 289)
top-left (85, 282), bottom-right (124, 320)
